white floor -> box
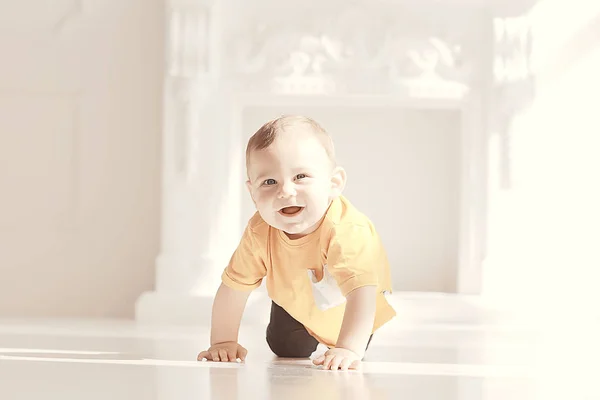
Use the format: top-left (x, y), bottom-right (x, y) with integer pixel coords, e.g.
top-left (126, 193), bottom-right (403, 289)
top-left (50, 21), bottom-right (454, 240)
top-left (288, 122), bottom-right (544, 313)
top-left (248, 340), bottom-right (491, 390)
top-left (1, 297), bottom-right (599, 400)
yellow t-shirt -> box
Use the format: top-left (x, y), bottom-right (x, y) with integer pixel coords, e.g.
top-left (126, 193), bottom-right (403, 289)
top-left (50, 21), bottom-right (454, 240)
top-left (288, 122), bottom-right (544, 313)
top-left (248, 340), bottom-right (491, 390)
top-left (221, 195), bottom-right (396, 347)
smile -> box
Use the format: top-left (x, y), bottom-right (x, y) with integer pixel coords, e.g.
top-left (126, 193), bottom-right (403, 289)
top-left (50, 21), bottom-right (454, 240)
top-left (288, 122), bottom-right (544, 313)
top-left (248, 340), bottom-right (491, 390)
top-left (278, 206), bottom-right (304, 217)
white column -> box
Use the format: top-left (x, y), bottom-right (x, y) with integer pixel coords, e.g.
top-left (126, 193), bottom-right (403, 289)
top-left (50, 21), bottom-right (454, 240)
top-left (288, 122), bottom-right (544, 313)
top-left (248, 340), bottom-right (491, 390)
top-left (135, 0), bottom-right (232, 324)
top-left (482, 4), bottom-right (600, 321)
top-left (481, 13), bottom-right (536, 309)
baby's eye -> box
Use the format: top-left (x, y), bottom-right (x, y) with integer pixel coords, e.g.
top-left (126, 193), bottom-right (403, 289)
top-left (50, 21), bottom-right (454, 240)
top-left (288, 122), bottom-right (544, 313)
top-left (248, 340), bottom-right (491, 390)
top-left (263, 178), bottom-right (277, 186)
top-left (296, 173), bottom-right (307, 180)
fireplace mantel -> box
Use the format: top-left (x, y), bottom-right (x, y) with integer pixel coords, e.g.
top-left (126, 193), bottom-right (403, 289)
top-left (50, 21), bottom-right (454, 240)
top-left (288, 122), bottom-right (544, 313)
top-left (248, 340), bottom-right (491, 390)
top-left (136, 0), bottom-right (497, 324)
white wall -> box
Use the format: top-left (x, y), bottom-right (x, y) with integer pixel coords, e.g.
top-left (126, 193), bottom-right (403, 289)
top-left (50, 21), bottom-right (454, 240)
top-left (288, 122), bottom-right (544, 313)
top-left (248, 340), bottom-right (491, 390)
top-left (0, 0), bottom-right (164, 318)
top-left (7, 0), bottom-right (597, 320)
top-left (483, 0), bottom-right (600, 309)
top-left (242, 106), bottom-right (461, 293)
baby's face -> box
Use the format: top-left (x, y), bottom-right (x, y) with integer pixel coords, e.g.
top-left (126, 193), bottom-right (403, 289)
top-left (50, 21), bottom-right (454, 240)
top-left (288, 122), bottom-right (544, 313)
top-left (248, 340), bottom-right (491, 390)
top-left (246, 130), bottom-right (335, 238)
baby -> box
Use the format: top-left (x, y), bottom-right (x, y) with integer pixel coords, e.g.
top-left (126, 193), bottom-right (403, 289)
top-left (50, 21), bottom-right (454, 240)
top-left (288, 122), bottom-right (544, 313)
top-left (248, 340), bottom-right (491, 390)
top-left (197, 115), bottom-right (396, 370)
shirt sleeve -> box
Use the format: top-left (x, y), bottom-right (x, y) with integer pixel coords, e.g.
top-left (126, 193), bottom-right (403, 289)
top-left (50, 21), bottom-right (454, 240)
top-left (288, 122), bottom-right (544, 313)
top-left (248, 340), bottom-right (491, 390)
top-left (221, 224), bottom-right (267, 291)
top-left (326, 223), bottom-right (381, 296)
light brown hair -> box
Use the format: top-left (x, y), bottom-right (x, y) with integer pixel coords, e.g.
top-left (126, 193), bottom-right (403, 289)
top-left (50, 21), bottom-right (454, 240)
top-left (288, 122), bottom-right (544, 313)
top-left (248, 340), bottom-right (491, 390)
top-left (245, 115), bottom-right (336, 171)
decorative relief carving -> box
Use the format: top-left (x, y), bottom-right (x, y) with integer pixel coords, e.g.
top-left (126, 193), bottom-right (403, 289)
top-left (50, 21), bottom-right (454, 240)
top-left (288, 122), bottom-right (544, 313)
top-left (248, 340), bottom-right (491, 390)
top-left (493, 15), bottom-right (534, 111)
top-left (166, 4), bottom-right (211, 178)
top-left (168, 6), bottom-right (210, 78)
top-left (492, 15), bottom-right (535, 189)
top-left (168, 77), bottom-right (210, 178)
top-left (222, 5), bottom-right (484, 97)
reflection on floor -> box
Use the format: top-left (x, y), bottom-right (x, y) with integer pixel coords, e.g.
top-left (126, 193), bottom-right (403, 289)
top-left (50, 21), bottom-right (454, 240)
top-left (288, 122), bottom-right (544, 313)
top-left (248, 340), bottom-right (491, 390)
top-left (0, 297), bottom-right (599, 400)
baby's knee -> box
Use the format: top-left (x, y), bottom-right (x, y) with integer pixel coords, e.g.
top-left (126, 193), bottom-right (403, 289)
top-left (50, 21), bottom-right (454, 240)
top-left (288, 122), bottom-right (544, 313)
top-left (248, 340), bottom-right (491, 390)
top-left (266, 328), bottom-right (317, 358)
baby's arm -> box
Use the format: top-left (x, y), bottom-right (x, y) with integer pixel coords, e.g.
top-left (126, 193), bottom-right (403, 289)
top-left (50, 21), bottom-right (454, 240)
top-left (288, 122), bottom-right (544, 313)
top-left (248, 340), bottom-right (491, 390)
top-left (336, 285), bottom-right (377, 357)
top-left (210, 283), bottom-right (251, 344)
top-left (313, 285), bottom-right (377, 370)
top-left (197, 283), bottom-right (252, 362)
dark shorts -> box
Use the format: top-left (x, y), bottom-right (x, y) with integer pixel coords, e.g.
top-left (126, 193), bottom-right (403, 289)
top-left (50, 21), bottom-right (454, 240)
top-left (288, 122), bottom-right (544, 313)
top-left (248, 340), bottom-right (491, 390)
top-left (265, 301), bottom-right (372, 358)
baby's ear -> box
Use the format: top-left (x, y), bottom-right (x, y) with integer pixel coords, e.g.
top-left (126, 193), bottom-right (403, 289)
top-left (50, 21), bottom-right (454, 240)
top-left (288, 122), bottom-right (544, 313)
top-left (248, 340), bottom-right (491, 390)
top-left (330, 166), bottom-right (346, 197)
top-left (246, 180), bottom-right (256, 204)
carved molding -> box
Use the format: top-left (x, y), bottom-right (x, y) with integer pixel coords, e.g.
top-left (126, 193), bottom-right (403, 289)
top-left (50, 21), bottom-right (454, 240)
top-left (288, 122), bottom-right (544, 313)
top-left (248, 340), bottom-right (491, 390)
top-left (221, 4), bottom-right (487, 97)
top-left (165, 1), bottom-right (213, 179)
top-left (167, 5), bottom-right (210, 78)
top-left (493, 15), bottom-right (534, 111)
top-left (492, 15), bottom-right (535, 190)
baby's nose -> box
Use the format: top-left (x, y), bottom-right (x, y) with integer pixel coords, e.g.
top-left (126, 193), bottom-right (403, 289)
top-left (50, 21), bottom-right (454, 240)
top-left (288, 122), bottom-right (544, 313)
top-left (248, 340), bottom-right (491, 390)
top-left (277, 182), bottom-right (296, 198)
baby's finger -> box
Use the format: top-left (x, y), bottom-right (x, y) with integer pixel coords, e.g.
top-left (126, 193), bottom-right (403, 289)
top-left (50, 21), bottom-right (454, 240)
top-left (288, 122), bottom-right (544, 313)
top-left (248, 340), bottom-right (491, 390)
top-left (227, 349), bottom-right (238, 362)
top-left (197, 351), bottom-right (210, 361)
top-left (348, 360), bottom-right (362, 370)
top-left (339, 358), bottom-right (353, 371)
top-left (238, 348), bottom-right (248, 362)
top-left (218, 349), bottom-right (229, 362)
top-left (323, 354), bottom-right (335, 370)
top-left (329, 356), bottom-right (343, 371)
top-left (210, 350), bottom-right (220, 362)
top-left (312, 355), bottom-right (325, 365)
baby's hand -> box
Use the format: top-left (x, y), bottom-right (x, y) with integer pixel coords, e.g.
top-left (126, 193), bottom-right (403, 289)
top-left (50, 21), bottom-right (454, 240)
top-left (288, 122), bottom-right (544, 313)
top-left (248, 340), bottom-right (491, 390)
top-left (197, 341), bottom-right (247, 362)
top-left (312, 347), bottom-right (361, 370)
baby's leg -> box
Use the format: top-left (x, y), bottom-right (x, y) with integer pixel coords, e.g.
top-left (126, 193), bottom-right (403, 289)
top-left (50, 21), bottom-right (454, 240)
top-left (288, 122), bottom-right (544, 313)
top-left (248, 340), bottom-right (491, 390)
top-left (266, 301), bottom-right (319, 358)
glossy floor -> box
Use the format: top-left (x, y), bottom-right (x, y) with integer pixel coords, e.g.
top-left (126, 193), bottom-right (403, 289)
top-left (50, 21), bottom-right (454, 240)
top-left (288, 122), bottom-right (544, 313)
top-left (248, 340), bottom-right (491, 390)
top-left (0, 305), bottom-right (599, 400)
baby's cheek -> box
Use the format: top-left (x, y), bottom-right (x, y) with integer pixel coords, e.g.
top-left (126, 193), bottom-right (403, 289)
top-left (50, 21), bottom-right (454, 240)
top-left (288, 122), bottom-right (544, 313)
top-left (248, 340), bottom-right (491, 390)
top-left (257, 198), bottom-right (274, 212)
top-left (256, 199), bottom-right (268, 210)
top-left (254, 193), bottom-right (268, 204)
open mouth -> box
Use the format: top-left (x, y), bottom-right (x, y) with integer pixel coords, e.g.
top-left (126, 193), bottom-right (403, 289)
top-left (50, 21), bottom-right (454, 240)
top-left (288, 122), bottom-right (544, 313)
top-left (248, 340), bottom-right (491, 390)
top-left (278, 206), bottom-right (304, 217)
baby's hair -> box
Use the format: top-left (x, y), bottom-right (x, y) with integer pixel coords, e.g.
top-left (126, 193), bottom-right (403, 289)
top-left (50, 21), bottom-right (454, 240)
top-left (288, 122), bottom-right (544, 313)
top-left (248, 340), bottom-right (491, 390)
top-left (245, 115), bottom-right (336, 171)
